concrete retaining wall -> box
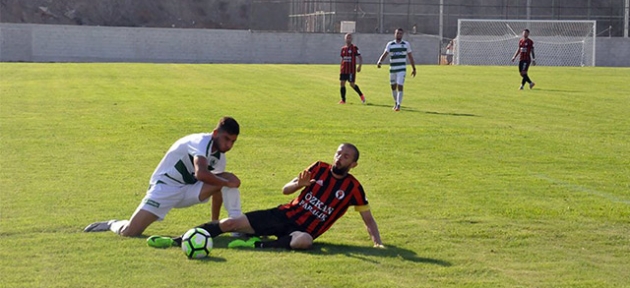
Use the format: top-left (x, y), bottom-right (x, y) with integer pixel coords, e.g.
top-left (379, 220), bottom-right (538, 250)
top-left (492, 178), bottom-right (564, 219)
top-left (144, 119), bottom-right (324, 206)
top-left (596, 38), bottom-right (630, 67)
top-left (2, 23), bottom-right (628, 66)
top-left (0, 23), bottom-right (439, 65)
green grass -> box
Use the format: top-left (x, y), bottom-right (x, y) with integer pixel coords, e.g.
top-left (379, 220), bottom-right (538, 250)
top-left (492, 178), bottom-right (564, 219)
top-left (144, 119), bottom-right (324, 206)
top-left (1, 63), bottom-right (629, 287)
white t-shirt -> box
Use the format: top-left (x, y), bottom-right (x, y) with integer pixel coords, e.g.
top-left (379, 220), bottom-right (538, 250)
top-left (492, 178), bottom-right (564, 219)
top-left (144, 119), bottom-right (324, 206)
top-left (150, 133), bottom-right (226, 185)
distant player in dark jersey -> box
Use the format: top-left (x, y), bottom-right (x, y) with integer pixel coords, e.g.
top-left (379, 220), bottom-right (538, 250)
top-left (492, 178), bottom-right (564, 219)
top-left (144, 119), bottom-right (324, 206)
top-left (511, 29), bottom-right (536, 90)
top-left (339, 33), bottom-right (366, 104)
top-left (147, 143), bottom-right (385, 250)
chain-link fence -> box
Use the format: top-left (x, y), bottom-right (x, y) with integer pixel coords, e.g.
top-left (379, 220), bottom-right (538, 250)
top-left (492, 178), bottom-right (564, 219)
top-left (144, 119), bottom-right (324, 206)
top-left (251, 0), bottom-right (627, 39)
top-left (2, 0), bottom-right (627, 38)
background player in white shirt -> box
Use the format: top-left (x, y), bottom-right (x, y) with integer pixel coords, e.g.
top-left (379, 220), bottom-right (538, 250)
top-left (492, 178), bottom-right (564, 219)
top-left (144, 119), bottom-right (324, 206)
top-left (84, 116), bottom-right (242, 237)
top-left (377, 28), bottom-right (417, 111)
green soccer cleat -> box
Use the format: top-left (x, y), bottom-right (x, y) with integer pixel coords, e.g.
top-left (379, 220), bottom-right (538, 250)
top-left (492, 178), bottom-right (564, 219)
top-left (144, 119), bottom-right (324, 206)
top-left (147, 235), bottom-right (176, 248)
top-left (228, 237), bottom-right (261, 249)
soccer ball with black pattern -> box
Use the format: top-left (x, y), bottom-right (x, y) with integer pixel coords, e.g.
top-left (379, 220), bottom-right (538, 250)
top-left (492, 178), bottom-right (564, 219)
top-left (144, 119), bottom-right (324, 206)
top-left (181, 228), bottom-right (213, 259)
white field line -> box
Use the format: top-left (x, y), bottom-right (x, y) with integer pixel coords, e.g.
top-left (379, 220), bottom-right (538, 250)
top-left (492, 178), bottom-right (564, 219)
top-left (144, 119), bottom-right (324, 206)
top-left (535, 174), bottom-right (630, 205)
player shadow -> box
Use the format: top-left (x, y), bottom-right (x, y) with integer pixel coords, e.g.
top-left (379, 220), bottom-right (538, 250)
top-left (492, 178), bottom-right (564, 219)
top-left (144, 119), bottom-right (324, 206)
top-left (364, 103), bottom-right (476, 117)
top-left (201, 237), bottom-right (450, 267)
top-left (423, 110), bottom-right (477, 117)
top-left (215, 236), bottom-right (451, 266)
top-left (307, 242), bottom-right (451, 266)
top-left (533, 88), bottom-right (578, 93)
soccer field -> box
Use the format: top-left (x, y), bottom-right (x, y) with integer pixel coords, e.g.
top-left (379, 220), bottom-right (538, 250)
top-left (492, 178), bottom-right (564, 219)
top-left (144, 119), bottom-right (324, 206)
top-left (1, 63), bottom-right (629, 287)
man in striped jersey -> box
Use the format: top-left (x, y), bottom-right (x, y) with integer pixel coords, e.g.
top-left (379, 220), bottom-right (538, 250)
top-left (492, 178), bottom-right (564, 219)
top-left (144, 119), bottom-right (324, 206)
top-left (83, 116), bottom-right (243, 237)
top-left (377, 28), bottom-right (417, 111)
top-left (147, 143), bottom-right (385, 250)
top-left (339, 33), bottom-right (365, 104)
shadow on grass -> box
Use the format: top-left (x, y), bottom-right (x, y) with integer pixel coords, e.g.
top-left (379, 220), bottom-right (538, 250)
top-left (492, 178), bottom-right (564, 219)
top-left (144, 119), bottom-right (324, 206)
top-left (308, 242), bottom-right (451, 266)
top-left (138, 236), bottom-right (450, 266)
top-left (365, 103), bottom-right (476, 117)
top-left (423, 110), bottom-right (477, 117)
top-left (532, 88), bottom-right (579, 93)
top-left (196, 255), bottom-right (228, 262)
top-left (212, 236), bottom-right (450, 266)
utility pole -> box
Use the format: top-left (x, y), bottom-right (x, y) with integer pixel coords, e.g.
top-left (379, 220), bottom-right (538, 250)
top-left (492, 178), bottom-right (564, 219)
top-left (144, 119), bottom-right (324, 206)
top-left (379, 0), bottom-right (384, 33)
top-left (625, 0), bottom-right (629, 37)
top-left (439, 0), bottom-right (444, 41)
top-left (526, 0), bottom-right (531, 20)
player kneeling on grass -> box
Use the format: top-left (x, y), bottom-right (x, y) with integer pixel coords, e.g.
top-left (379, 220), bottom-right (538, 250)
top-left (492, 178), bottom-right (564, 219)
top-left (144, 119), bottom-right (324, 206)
top-left (148, 143), bottom-right (385, 250)
top-left (83, 116), bottom-right (243, 237)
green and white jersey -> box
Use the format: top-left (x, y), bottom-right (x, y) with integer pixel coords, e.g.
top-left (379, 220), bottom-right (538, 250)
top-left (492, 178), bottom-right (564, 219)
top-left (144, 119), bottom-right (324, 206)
top-left (384, 40), bottom-right (413, 73)
top-left (150, 133), bottom-right (226, 185)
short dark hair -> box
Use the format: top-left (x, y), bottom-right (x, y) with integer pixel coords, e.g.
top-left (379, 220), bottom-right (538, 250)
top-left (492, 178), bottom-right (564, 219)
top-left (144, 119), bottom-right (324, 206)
top-left (396, 28), bottom-right (404, 33)
top-left (524, 29), bottom-right (530, 33)
top-left (342, 143), bottom-right (360, 162)
top-left (215, 116), bottom-right (239, 135)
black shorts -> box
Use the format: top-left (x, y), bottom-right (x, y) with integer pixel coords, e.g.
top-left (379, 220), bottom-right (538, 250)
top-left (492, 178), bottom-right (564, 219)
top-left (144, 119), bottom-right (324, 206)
top-left (519, 60), bottom-right (531, 73)
top-left (245, 207), bottom-right (304, 238)
top-left (339, 73), bottom-right (356, 82)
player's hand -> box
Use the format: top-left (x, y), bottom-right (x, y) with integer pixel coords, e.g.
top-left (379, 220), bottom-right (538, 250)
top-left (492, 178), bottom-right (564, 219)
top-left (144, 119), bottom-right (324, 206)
top-left (225, 178), bottom-right (241, 188)
top-left (411, 69), bottom-right (416, 77)
top-left (377, 62), bottom-right (381, 69)
top-left (357, 66), bottom-right (362, 72)
top-left (532, 60), bottom-right (536, 66)
top-left (219, 172), bottom-right (241, 188)
top-left (297, 170), bottom-right (315, 187)
top-left (511, 57), bottom-right (516, 62)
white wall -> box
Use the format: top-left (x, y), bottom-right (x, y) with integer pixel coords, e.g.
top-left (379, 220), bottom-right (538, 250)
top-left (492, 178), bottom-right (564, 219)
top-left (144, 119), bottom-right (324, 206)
top-left (2, 23), bottom-right (628, 66)
top-left (0, 23), bottom-right (439, 65)
top-left (596, 38), bottom-right (630, 67)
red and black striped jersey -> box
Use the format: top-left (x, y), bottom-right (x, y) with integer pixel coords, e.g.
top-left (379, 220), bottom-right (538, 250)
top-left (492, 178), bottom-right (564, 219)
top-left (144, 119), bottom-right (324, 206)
top-left (278, 161), bottom-right (369, 239)
top-left (518, 38), bottom-right (534, 62)
top-left (340, 45), bottom-right (360, 74)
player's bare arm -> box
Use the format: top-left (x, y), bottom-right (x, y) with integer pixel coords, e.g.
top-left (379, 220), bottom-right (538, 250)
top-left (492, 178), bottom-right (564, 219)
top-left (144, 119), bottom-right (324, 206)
top-left (282, 170), bottom-right (314, 195)
top-left (377, 52), bottom-right (388, 68)
top-left (194, 156), bottom-right (240, 188)
top-left (357, 55), bottom-right (363, 72)
top-left (511, 48), bottom-right (520, 62)
top-left (408, 52), bottom-right (417, 77)
top-left (360, 210), bottom-right (384, 248)
top-left (531, 47), bottom-right (536, 65)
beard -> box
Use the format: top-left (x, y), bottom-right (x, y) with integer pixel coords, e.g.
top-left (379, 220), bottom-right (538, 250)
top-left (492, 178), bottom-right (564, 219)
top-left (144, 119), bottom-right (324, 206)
top-left (331, 165), bottom-right (349, 176)
top-left (213, 141), bottom-right (228, 153)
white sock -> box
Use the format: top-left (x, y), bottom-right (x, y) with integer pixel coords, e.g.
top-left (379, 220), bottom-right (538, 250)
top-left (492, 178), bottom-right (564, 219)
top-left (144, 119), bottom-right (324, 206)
top-left (391, 90), bottom-right (397, 103)
top-left (397, 91), bottom-right (404, 106)
top-left (221, 187), bottom-right (242, 218)
top-left (109, 220), bottom-right (129, 235)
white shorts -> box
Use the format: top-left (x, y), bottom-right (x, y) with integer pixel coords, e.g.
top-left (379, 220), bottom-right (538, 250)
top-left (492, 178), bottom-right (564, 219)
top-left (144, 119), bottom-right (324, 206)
top-left (133, 181), bottom-right (208, 220)
top-left (390, 71), bottom-right (406, 86)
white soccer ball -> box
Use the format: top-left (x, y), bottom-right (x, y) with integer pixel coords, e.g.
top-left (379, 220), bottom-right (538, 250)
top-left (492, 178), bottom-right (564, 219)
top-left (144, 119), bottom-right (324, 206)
top-left (181, 227), bottom-right (213, 259)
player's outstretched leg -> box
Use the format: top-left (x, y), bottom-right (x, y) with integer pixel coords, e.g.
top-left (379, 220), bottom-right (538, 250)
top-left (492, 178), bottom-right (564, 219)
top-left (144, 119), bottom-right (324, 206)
top-left (83, 219), bottom-right (118, 232)
top-left (228, 236), bottom-right (262, 249)
top-left (147, 235), bottom-right (182, 248)
top-left (228, 232), bottom-right (313, 250)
